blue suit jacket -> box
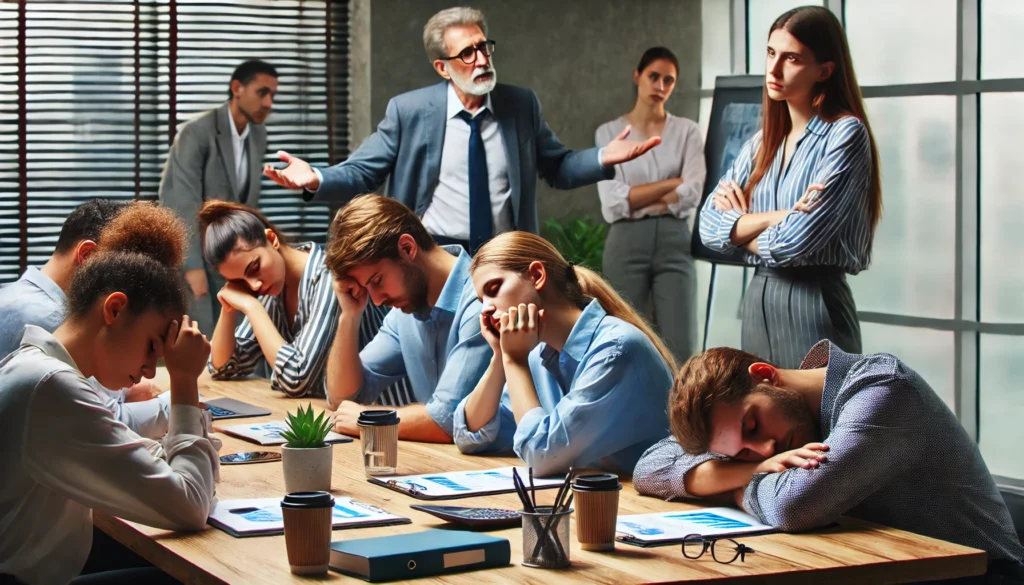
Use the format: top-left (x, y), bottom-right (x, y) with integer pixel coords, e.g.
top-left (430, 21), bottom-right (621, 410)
top-left (305, 81), bottom-right (613, 234)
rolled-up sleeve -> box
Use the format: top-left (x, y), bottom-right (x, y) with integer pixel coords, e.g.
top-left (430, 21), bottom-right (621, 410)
top-left (452, 390), bottom-right (516, 454)
top-left (633, 437), bottom-right (721, 500)
top-left (698, 132), bottom-right (759, 252)
top-left (208, 300), bottom-right (268, 380)
top-left (424, 304), bottom-right (494, 437)
top-left (353, 310), bottom-right (407, 406)
top-left (270, 273), bottom-right (340, 397)
top-left (594, 124), bottom-right (633, 223)
top-left (668, 123), bottom-right (708, 219)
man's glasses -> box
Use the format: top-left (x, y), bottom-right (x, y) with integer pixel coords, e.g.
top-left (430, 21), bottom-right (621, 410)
top-left (681, 535), bottom-right (756, 564)
top-left (441, 40), bottom-right (496, 64)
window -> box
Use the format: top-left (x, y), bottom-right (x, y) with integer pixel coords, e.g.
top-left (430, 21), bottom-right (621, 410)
top-left (0, 0), bottom-right (347, 284)
top-left (845, 0), bottom-right (956, 85)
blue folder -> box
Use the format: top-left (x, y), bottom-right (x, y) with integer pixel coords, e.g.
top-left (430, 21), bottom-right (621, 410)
top-left (328, 529), bottom-right (510, 582)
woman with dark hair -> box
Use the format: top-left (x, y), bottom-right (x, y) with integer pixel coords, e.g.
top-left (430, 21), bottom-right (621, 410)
top-left (199, 200), bottom-right (412, 404)
top-left (451, 231), bottom-right (674, 477)
top-left (0, 203), bottom-right (217, 584)
top-left (698, 6), bottom-right (882, 368)
top-left (595, 46), bottom-right (706, 364)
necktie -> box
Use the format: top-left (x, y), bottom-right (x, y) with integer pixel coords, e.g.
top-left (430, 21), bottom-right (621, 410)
top-left (457, 110), bottom-right (492, 252)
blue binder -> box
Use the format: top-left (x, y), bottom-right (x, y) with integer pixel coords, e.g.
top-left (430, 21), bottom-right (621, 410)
top-left (328, 529), bottom-right (510, 582)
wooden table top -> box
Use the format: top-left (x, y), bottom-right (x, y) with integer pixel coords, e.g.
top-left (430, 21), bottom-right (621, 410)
top-left (94, 371), bottom-right (987, 584)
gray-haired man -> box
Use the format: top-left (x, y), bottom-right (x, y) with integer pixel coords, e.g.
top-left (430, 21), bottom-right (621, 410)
top-left (265, 7), bottom-right (658, 253)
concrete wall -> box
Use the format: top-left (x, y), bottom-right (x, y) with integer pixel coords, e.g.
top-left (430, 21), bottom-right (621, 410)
top-left (351, 0), bottom-right (702, 225)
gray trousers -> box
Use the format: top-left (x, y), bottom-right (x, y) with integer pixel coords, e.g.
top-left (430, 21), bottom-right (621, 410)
top-left (741, 266), bottom-right (862, 369)
top-left (603, 215), bottom-right (697, 364)
top-left (186, 262), bottom-right (227, 339)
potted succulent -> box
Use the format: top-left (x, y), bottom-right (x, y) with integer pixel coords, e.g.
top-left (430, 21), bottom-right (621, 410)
top-left (280, 404), bottom-right (334, 493)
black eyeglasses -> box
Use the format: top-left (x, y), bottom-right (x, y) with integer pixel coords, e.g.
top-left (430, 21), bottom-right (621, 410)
top-left (441, 40), bottom-right (496, 64)
top-left (681, 535), bottom-right (755, 564)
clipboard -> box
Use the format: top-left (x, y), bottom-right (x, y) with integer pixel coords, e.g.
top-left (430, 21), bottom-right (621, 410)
top-left (368, 466), bottom-right (564, 501)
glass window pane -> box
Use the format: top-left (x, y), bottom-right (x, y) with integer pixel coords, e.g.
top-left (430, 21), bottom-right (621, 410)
top-left (981, 0), bottom-right (1024, 79)
top-left (698, 96), bottom-right (713, 140)
top-left (860, 323), bottom-right (955, 411)
top-left (980, 93), bottom-right (1024, 323)
top-left (702, 0), bottom-right (732, 89)
top-left (747, 0), bottom-right (822, 74)
top-left (849, 96), bottom-right (956, 319)
top-left (979, 334), bottom-right (1024, 480)
top-left (845, 0), bottom-right (956, 85)
top-left (703, 264), bottom-right (749, 350)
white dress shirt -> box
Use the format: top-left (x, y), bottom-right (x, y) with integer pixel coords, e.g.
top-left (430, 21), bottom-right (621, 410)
top-left (595, 114), bottom-right (706, 223)
top-left (225, 106), bottom-right (250, 199)
top-left (0, 326), bottom-right (220, 585)
top-left (420, 82), bottom-right (513, 240)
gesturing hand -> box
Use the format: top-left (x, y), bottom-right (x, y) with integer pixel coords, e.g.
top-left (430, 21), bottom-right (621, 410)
top-left (498, 303), bottom-right (544, 365)
top-left (754, 442), bottom-right (830, 474)
top-left (600, 125), bottom-right (661, 166)
top-left (263, 150), bottom-right (320, 191)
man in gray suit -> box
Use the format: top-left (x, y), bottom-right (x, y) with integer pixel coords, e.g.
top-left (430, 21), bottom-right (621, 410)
top-left (264, 7), bottom-right (658, 252)
top-left (159, 59), bottom-right (278, 335)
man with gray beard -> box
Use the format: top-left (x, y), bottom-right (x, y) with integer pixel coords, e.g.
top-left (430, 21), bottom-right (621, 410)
top-left (264, 7), bottom-right (658, 253)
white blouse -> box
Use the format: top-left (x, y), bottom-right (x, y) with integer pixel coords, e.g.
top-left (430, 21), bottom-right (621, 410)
top-left (595, 113), bottom-right (707, 223)
top-left (0, 326), bottom-right (220, 585)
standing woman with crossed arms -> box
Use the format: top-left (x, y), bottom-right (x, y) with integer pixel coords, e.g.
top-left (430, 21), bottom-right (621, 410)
top-left (699, 5), bottom-right (881, 368)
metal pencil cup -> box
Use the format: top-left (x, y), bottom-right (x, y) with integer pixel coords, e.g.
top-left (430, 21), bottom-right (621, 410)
top-left (520, 506), bottom-right (573, 569)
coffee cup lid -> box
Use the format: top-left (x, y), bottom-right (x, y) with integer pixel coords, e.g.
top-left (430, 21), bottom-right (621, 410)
top-left (281, 491), bottom-right (335, 509)
top-left (358, 409), bottom-right (400, 426)
top-left (571, 473), bottom-right (622, 492)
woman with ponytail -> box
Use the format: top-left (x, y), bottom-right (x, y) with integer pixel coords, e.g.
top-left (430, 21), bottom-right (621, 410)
top-left (451, 231), bottom-right (674, 476)
top-left (698, 6), bottom-right (881, 368)
top-left (0, 202), bottom-right (217, 585)
top-left (199, 200), bottom-right (411, 403)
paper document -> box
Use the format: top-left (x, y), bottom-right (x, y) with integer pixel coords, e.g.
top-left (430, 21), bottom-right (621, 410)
top-left (220, 420), bottom-right (352, 446)
top-left (616, 507), bottom-right (774, 545)
top-left (208, 497), bottom-right (410, 537)
top-left (372, 466), bottom-right (564, 499)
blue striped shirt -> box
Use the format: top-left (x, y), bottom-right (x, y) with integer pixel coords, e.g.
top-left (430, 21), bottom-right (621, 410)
top-left (633, 341), bottom-right (1024, 563)
top-left (208, 242), bottom-right (412, 404)
top-left (699, 115), bottom-right (874, 273)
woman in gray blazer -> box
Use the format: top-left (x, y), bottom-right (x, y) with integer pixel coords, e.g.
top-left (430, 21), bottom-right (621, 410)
top-left (595, 47), bottom-right (706, 363)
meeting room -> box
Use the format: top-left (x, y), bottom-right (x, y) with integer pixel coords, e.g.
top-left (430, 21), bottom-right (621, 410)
top-left (1, 1), bottom-right (1023, 584)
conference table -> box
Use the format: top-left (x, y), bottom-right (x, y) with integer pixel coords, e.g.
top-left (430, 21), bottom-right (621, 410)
top-left (93, 370), bottom-right (987, 584)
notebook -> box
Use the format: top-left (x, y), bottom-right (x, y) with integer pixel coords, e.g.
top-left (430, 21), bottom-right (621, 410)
top-left (616, 507), bottom-right (776, 547)
top-left (329, 529), bottom-right (509, 582)
top-left (369, 466), bottom-right (563, 500)
top-left (220, 420), bottom-right (353, 446)
top-left (208, 497), bottom-right (410, 537)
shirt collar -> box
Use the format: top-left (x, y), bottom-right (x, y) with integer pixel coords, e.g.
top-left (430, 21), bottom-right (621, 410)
top-left (446, 81), bottom-right (493, 120)
top-left (799, 339), bottom-right (861, 429)
top-left (19, 324), bottom-right (81, 372)
top-left (225, 104), bottom-right (250, 141)
top-left (805, 114), bottom-right (831, 136)
top-left (426, 245), bottom-right (472, 321)
top-left (539, 298), bottom-right (607, 368)
top-left (22, 266), bottom-right (66, 307)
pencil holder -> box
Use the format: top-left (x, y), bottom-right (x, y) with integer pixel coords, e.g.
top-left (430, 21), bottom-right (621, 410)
top-left (520, 506), bottom-right (573, 569)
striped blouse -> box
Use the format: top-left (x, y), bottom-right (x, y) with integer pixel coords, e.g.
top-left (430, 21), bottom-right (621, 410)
top-left (698, 115), bottom-right (874, 273)
top-left (208, 242), bottom-right (413, 405)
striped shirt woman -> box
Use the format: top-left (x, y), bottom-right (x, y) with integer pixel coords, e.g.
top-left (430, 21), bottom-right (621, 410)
top-left (199, 201), bottom-right (412, 403)
top-left (698, 6), bottom-right (882, 368)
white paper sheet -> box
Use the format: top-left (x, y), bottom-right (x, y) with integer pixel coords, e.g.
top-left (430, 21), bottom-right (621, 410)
top-left (616, 507), bottom-right (774, 543)
top-left (220, 420), bottom-right (351, 446)
top-left (380, 466), bottom-right (564, 498)
top-left (208, 497), bottom-right (408, 537)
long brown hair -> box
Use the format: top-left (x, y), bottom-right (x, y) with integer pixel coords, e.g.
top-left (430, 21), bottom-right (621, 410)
top-left (746, 6), bottom-right (882, 231)
top-left (472, 232), bottom-right (677, 371)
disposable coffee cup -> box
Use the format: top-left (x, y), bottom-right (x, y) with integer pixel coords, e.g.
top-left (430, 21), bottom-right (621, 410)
top-left (571, 473), bottom-right (622, 551)
top-left (357, 410), bottom-right (400, 476)
top-left (281, 491), bottom-right (335, 575)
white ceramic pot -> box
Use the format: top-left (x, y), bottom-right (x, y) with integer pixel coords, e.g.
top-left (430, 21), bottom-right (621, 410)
top-left (281, 444), bottom-right (333, 493)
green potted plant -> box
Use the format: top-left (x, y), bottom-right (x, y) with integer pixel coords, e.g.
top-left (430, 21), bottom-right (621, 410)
top-left (280, 403), bottom-right (334, 493)
top-left (542, 216), bottom-right (608, 272)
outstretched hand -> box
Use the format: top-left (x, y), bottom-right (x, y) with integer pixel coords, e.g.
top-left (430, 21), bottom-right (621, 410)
top-left (601, 125), bottom-right (661, 166)
top-left (263, 150), bottom-right (320, 191)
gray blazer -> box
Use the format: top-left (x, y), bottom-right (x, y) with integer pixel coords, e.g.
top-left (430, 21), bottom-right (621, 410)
top-left (305, 81), bottom-right (613, 234)
top-left (159, 103), bottom-right (268, 271)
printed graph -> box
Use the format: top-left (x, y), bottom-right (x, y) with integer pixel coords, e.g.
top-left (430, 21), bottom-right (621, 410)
top-left (666, 512), bottom-right (752, 530)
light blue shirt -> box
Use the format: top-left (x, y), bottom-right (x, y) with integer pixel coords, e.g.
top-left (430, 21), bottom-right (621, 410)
top-left (698, 115), bottom-right (873, 273)
top-left (352, 246), bottom-right (492, 436)
top-left (0, 267), bottom-right (66, 359)
top-left (452, 299), bottom-right (673, 477)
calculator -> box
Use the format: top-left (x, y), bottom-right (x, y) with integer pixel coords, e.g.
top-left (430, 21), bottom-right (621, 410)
top-left (410, 505), bottom-right (522, 530)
